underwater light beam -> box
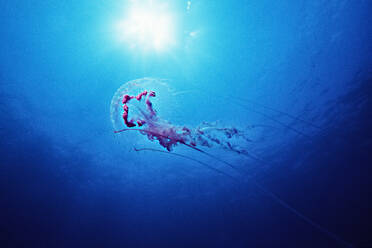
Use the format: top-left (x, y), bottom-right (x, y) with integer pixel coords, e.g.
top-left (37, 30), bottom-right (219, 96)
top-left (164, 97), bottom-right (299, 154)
top-left (116, 2), bottom-right (175, 52)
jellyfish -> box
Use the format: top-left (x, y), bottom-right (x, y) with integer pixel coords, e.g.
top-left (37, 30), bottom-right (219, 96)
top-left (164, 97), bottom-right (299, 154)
top-left (111, 78), bottom-right (256, 160)
top-left (110, 78), bottom-right (354, 248)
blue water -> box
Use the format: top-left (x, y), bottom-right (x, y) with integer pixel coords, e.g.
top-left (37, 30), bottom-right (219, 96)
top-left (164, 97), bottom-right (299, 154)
top-left (1, 1), bottom-right (371, 247)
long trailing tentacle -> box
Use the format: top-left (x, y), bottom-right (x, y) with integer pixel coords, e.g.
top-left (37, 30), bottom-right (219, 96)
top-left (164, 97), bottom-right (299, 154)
top-left (134, 147), bottom-right (237, 181)
top-left (233, 97), bottom-right (323, 129)
top-left (115, 128), bottom-right (163, 135)
top-left (133, 143), bottom-right (354, 248)
top-left (181, 142), bottom-right (245, 173)
top-left (230, 100), bottom-right (312, 138)
top-left (115, 128), bottom-right (244, 173)
top-left (251, 181), bottom-right (354, 248)
top-left (174, 89), bottom-right (317, 136)
top-left (115, 125), bottom-right (353, 247)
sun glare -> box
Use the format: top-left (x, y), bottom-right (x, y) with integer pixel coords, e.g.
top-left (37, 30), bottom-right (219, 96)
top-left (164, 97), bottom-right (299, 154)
top-left (116, 2), bottom-right (175, 52)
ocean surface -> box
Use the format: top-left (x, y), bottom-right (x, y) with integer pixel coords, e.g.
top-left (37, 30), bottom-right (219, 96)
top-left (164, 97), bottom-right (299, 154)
top-left (1, 1), bottom-right (371, 247)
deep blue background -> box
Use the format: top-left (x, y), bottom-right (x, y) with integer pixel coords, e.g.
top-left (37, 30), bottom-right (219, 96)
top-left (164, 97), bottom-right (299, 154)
top-left (1, 1), bottom-right (371, 247)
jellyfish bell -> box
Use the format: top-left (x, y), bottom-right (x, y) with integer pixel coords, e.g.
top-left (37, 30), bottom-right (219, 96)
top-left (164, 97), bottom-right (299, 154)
top-left (110, 77), bottom-right (190, 152)
top-left (110, 78), bottom-right (178, 132)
